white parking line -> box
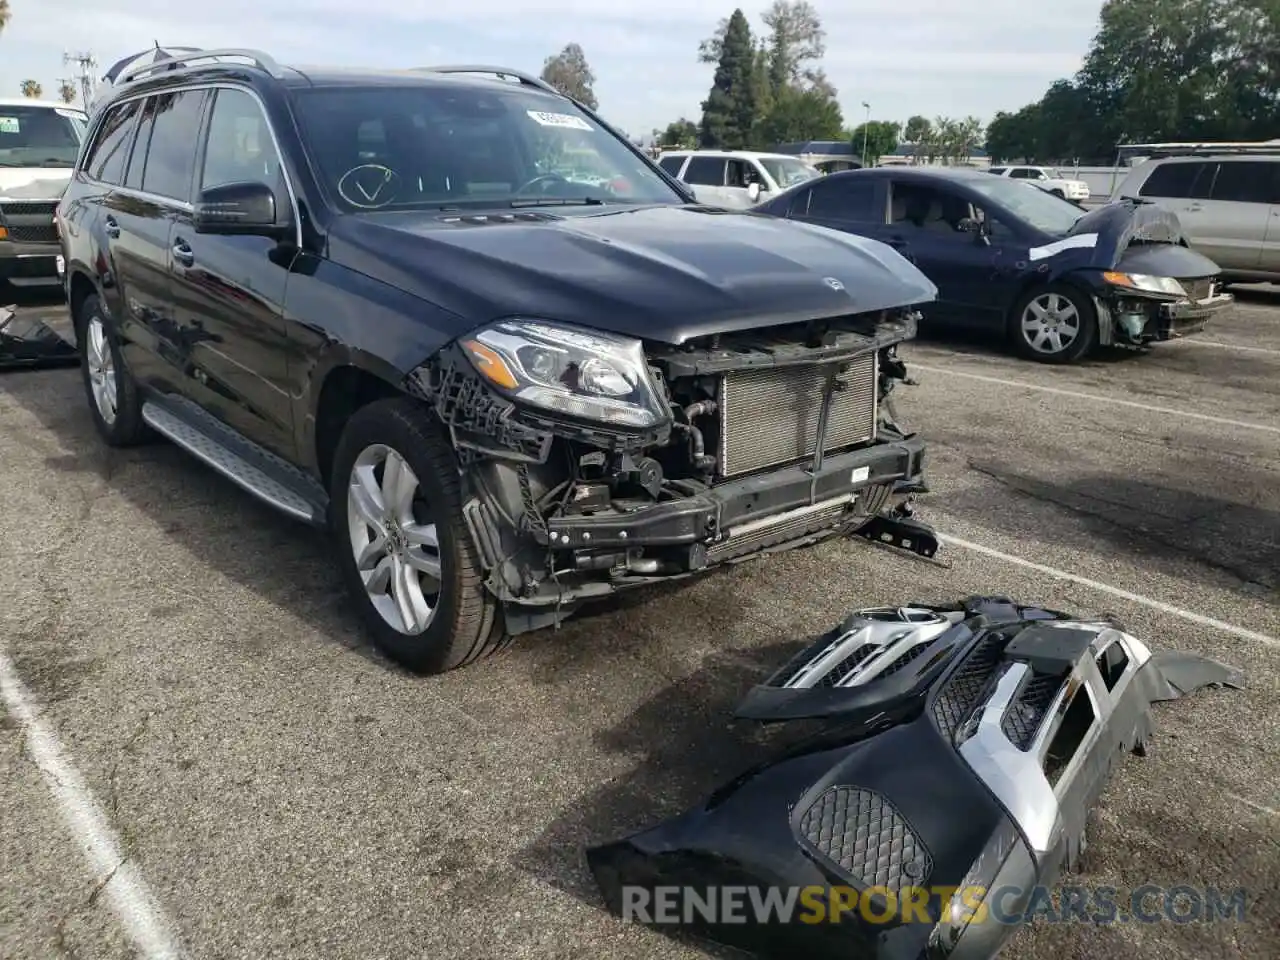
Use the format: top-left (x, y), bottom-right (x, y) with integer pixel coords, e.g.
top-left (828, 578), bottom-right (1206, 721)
top-left (1178, 339), bottom-right (1280, 357)
top-left (938, 533), bottom-right (1280, 648)
top-left (0, 653), bottom-right (185, 960)
top-left (1226, 793), bottom-right (1279, 818)
top-left (911, 363), bottom-right (1280, 435)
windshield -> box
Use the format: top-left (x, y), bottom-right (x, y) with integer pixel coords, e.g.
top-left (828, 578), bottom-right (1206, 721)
top-left (968, 177), bottom-right (1086, 235)
top-left (759, 157), bottom-right (821, 188)
top-left (290, 84), bottom-right (686, 211)
top-left (0, 105), bottom-right (87, 168)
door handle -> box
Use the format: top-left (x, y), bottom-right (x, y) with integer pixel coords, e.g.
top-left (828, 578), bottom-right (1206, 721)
top-left (171, 239), bottom-right (194, 267)
top-left (103, 216), bottom-right (120, 238)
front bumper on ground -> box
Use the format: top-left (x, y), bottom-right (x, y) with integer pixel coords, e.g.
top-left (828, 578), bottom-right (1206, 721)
top-left (0, 304), bottom-right (78, 369)
top-left (586, 596), bottom-right (1242, 960)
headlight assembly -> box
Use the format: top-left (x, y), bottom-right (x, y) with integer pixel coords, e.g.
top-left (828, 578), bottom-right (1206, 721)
top-left (1102, 272), bottom-right (1187, 298)
top-left (460, 320), bottom-right (668, 429)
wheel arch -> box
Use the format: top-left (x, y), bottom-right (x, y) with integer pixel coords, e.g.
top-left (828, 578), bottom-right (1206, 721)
top-left (66, 268), bottom-right (100, 340)
top-left (309, 357), bottom-right (403, 486)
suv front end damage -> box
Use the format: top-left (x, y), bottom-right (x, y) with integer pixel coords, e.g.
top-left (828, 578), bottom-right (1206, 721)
top-left (406, 309), bottom-right (932, 633)
top-left (585, 596), bottom-right (1242, 960)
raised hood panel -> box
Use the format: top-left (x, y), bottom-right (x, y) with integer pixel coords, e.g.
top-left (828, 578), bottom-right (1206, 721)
top-left (328, 204), bottom-right (938, 345)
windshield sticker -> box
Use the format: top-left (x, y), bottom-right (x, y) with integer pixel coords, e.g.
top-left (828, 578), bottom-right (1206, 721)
top-left (527, 110), bottom-right (594, 132)
top-left (1028, 232), bottom-right (1099, 261)
top-left (0, 118), bottom-right (19, 134)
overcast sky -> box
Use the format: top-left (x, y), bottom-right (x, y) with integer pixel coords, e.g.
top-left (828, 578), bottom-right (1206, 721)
top-left (1, 0), bottom-right (1107, 136)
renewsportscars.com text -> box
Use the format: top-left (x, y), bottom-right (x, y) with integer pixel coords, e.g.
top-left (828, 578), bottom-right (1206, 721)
top-left (621, 884), bottom-right (1248, 926)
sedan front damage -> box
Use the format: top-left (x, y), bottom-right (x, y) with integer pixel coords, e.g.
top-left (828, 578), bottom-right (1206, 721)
top-left (586, 596), bottom-right (1242, 960)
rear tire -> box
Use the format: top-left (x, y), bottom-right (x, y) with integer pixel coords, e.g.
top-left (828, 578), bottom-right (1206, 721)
top-left (76, 294), bottom-right (152, 446)
top-left (1009, 283), bottom-right (1098, 364)
top-left (1050, 188), bottom-right (1065, 198)
top-left (329, 397), bottom-right (504, 674)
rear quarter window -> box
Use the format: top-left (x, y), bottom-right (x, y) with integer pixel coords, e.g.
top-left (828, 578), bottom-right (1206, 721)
top-left (1209, 160), bottom-right (1280, 204)
top-left (82, 99), bottom-right (143, 184)
top-left (658, 156), bottom-right (685, 175)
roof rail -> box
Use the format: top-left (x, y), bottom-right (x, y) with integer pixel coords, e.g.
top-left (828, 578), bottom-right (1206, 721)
top-left (415, 65), bottom-right (560, 97)
top-left (118, 48), bottom-right (283, 85)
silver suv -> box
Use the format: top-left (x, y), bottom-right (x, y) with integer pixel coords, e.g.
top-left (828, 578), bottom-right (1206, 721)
top-left (1110, 156), bottom-right (1280, 282)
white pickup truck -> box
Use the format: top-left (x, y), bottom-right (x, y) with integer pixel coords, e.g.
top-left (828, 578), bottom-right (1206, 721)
top-left (986, 165), bottom-right (1091, 202)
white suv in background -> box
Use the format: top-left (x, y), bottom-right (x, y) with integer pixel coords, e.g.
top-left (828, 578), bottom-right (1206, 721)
top-left (657, 150), bottom-right (822, 209)
top-left (1109, 155), bottom-right (1280, 283)
top-left (987, 165), bottom-right (1091, 202)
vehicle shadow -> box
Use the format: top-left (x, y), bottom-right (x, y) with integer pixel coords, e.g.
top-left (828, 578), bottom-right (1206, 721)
top-left (511, 633), bottom-right (820, 953)
top-left (914, 323), bottom-right (1152, 366)
top-left (943, 463), bottom-right (1280, 596)
top-left (0, 363), bottom-right (772, 678)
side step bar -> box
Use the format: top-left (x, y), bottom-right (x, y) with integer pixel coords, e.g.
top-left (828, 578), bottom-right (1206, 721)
top-left (141, 396), bottom-right (329, 526)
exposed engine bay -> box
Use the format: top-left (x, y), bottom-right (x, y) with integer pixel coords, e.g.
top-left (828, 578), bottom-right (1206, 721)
top-left (407, 308), bottom-right (932, 633)
top-left (586, 595), bottom-right (1243, 960)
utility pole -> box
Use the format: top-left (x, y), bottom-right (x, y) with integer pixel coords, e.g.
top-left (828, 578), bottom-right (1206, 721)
top-left (860, 102), bottom-right (871, 167)
top-left (62, 51), bottom-right (99, 110)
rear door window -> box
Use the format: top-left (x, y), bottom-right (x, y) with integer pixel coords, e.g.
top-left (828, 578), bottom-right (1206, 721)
top-left (1138, 161), bottom-right (1214, 199)
top-left (83, 99), bottom-right (143, 185)
top-left (1209, 161), bottom-right (1280, 204)
top-left (658, 156), bottom-right (685, 176)
top-left (682, 156), bottom-right (726, 186)
top-left (803, 177), bottom-right (882, 222)
top-left (139, 89), bottom-right (210, 202)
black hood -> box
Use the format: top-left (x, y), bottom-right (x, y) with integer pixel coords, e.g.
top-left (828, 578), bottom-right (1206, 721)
top-left (1053, 199), bottom-right (1219, 275)
top-left (327, 204), bottom-right (938, 345)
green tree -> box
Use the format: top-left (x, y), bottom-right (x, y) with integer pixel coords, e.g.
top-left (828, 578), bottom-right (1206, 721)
top-left (762, 0), bottom-right (826, 93)
top-left (658, 118), bottom-right (698, 148)
top-left (540, 43), bottom-right (598, 110)
top-left (20, 79), bottom-right (42, 98)
top-left (699, 9), bottom-right (757, 149)
top-left (756, 85), bottom-right (843, 145)
top-left (850, 120), bottom-right (900, 165)
top-left (995, 0), bottom-right (1280, 163)
top-left (984, 104), bottom-right (1041, 162)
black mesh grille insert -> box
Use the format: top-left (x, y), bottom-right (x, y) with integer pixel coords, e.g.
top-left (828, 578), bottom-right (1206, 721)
top-left (930, 631), bottom-right (1008, 739)
top-left (999, 673), bottom-right (1064, 750)
top-left (798, 786), bottom-right (933, 891)
top-left (816, 643), bottom-right (878, 686)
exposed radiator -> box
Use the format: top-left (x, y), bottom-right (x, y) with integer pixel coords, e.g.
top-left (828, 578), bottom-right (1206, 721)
top-left (717, 353), bottom-right (878, 478)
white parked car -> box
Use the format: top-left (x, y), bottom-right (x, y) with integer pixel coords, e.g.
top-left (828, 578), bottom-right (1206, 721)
top-left (986, 164), bottom-right (1091, 202)
top-left (0, 98), bottom-right (88, 289)
top-left (656, 150), bottom-right (823, 209)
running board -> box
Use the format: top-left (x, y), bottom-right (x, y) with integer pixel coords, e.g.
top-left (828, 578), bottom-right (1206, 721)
top-left (141, 396), bottom-right (329, 526)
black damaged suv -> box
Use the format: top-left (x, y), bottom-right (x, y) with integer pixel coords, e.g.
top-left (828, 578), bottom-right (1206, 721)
top-left (59, 48), bottom-right (937, 673)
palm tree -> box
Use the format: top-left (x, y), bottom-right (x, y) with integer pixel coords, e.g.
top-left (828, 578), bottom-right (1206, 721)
top-left (20, 79), bottom-right (42, 99)
top-left (58, 80), bottom-right (77, 103)
top-left (0, 0), bottom-right (10, 35)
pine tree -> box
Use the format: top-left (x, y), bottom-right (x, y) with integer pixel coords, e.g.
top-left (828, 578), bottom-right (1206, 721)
top-left (699, 9), bottom-right (756, 149)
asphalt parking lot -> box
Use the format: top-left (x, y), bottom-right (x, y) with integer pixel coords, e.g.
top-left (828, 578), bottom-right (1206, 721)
top-left (2, 282), bottom-right (1277, 960)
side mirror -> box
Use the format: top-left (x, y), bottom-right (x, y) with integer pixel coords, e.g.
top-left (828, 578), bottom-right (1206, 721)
top-left (746, 182), bottom-right (762, 202)
top-left (193, 181), bottom-right (288, 239)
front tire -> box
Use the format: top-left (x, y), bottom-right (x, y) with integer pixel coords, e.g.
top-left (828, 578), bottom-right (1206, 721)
top-left (330, 397), bottom-right (504, 674)
top-left (1009, 283), bottom-right (1098, 364)
top-left (76, 294), bottom-right (152, 446)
